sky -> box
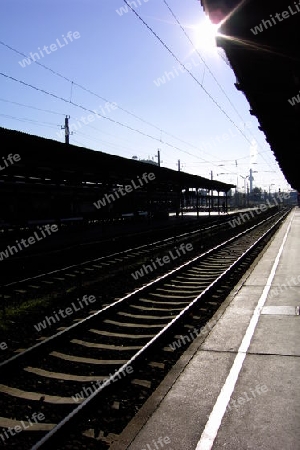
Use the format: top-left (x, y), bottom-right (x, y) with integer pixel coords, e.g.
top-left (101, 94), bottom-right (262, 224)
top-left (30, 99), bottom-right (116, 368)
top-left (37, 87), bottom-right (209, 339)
top-left (0, 0), bottom-right (292, 194)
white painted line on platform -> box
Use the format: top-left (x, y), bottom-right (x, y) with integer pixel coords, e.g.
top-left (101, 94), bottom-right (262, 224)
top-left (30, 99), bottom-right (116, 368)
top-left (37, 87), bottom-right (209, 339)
top-left (195, 212), bottom-right (293, 450)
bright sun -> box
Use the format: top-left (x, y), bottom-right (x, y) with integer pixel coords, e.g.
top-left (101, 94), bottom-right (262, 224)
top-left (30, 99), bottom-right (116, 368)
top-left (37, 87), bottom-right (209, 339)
top-left (194, 18), bottom-right (220, 53)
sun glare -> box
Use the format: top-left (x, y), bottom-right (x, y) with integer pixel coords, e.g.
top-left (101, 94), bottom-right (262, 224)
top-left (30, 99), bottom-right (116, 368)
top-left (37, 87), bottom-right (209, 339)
top-left (194, 18), bottom-right (220, 53)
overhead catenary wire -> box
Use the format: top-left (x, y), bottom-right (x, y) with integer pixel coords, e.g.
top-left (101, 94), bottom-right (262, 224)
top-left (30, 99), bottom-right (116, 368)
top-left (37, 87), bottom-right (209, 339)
top-left (0, 41), bottom-right (176, 131)
top-left (0, 38), bottom-right (279, 175)
top-left (74, 129), bottom-right (147, 158)
top-left (0, 39), bottom-right (226, 164)
top-left (0, 71), bottom-right (225, 167)
top-left (130, 0), bottom-right (280, 178)
top-left (0, 113), bottom-right (59, 128)
top-left (122, 0), bottom-right (257, 149)
top-left (161, 0), bottom-right (282, 173)
top-left (0, 97), bottom-right (66, 116)
top-left (162, 0), bottom-right (247, 125)
top-left (0, 35), bottom-right (284, 179)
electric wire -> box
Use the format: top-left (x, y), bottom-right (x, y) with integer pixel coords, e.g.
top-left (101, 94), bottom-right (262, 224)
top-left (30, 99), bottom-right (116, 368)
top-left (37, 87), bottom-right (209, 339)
top-left (0, 33), bottom-right (285, 180)
top-left (0, 71), bottom-right (224, 167)
top-left (0, 39), bottom-right (220, 161)
top-left (0, 97), bottom-right (65, 116)
top-left (0, 113), bottom-right (58, 128)
top-left (122, 0), bottom-right (255, 148)
top-left (162, 0), bottom-right (246, 125)
top-left (0, 38), bottom-right (279, 174)
top-left (125, 1), bottom-right (284, 177)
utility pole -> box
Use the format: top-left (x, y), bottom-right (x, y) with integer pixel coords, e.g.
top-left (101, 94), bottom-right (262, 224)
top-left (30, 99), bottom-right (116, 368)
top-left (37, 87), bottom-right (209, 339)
top-left (210, 170), bottom-right (213, 215)
top-left (61, 115), bottom-right (71, 144)
top-left (249, 168), bottom-right (254, 193)
top-left (156, 149), bottom-right (161, 167)
top-left (178, 159), bottom-right (181, 172)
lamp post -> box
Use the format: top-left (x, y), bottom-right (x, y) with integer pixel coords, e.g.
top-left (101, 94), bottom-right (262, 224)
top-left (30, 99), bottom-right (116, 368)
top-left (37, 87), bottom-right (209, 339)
top-left (240, 175), bottom-right (249, 207)
top-left (249, 168), bottom-right (258, 193)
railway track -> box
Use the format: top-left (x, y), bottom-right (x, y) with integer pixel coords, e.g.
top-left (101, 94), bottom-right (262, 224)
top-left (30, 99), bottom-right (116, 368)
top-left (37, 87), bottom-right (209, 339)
top-left (1, 208), bottom-right (277, 313)
top-left (0, 214), bottom-right (236, 358)
top-left (0, 213), bottom-right (226, 286)
top-left (0, 208), bottom-right (279, 360)
top-left (0, 207), bottom-right (290, 449)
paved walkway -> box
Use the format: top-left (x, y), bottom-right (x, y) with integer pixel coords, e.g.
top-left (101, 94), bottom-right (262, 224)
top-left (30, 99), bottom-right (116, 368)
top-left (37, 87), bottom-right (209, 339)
top-left (113, 207), bottom-right (300, 450)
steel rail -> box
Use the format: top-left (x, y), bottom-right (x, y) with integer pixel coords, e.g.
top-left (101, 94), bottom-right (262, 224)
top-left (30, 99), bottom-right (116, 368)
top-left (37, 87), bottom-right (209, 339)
top-left (29, 209), bottom-right (289, 449)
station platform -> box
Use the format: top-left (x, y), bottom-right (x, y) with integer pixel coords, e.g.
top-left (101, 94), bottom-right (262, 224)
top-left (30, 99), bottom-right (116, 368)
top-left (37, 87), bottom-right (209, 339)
top-left (112, 207), bottom-right (300, 450)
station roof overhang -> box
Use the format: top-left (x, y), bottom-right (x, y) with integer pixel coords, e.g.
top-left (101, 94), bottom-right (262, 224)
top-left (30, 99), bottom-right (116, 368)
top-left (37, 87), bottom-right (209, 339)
top-left (0, 127), bottom-right (235, 193)
top-left (200, 0), bottom-right (300, 192)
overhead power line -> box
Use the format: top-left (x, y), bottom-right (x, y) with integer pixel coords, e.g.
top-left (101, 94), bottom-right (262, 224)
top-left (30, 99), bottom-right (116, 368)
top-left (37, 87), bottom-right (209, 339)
top-left (122, 0), bottom-right (255, 148)
top-left (162, 0), bottom-right (247, 124)
top-left (0, 71), bottom-right (223, 166)
top-left (0, 39), bottom-right (224, 163)
top-left (124, 0), bottom-right (282, 175)
top-left (0, 97), bottom-right (65, 116)
top-left (0, 113), bottom-right (58, 128)
top-left (0, 36), bottom-right (281, 175)
top-left (161, 0), bottom-right (282, 173)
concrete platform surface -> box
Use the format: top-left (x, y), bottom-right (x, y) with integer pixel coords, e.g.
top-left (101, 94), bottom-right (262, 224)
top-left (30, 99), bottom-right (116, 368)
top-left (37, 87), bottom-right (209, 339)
top-left (112, 207), bottom-right (300, 450)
